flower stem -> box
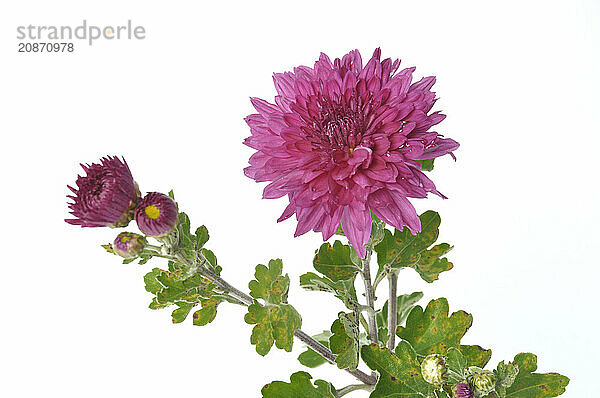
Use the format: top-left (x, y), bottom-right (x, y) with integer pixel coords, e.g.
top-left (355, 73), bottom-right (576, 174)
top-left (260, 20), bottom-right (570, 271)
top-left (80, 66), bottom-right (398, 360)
top-left (176, 251), bottom-right (377, 386)
top-left (335, 383), bottom-right (374, 397)
top-left (361, 246), bottom-right (379, 344)
top-left (387, 270), bottom-right (398, 350)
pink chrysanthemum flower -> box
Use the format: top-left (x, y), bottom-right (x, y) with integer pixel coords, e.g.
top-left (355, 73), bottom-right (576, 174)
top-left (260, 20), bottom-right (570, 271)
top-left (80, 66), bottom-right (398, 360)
top-left (66, 156), bottom-right (139, 228)
top-left (244, 49), bottom-right (459, 257)
top-left (135, 192), bottom-right (178, 237)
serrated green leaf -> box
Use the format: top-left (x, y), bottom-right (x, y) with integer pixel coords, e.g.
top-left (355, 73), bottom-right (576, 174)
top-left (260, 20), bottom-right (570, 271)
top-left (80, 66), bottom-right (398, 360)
top-left (374, 211), bottom-right (453, 283)
top-left (361, 341), bottom-right (434, 397)
top-left (460, 345), bottom-right (493, 368)
top-left (167, 189), bottom-right (175, 199)
top-left (171, 301), bottom-right (195, 323)
top-left (446, 347), bottom-right (469, 384)
top-left (330, 312), bottom-right (359, 371)
top-left (144, 268), bottom-right (163, 294)
top-left (299, 272), bottom-right (358, 310)
top-left (249, 259), bottom-right (290, 305)
top-left (313, 240), bottom-right (360, 282)
top-left (495, 360), bottom-right (519, 397)
top-left (261, 371), bottom-right (335, 398)
top-left (144, 268), bottom-right (215, 311)
top-left (375, 211), bottom-right (441, 269)
top-left (298, 332), bottom-right (332, 368)
top-left (504, 353), bottom-right (569, 397)
top-left (397, 298), bottom-right (473, 356)
top-left (244, 302), bottom-right (302, 356)
top-left (413, 243), bottom-right (454, 283)
top-left (376, 291), bottom-right (424, 345)
top-left (418, 159), bottom-right (435, 171)
top-left (192, 298), bottom-right (221, 326)
top-left (149, 297), bottom-right (170, 310)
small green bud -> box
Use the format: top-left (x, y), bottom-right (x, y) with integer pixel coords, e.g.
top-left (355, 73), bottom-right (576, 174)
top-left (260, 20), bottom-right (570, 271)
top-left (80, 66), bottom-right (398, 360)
top-left (421, 354), bottom-right (448, 386)
top-left (469, 367), bottom-right (496, 396)
top-left (111, 232), bottom-right (147, 258)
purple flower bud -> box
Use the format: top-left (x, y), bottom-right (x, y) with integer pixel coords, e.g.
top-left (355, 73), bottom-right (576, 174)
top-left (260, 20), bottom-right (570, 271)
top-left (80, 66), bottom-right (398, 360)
top-left (66, 156), bottom-right (139, 228)
top-left (112, 232), bottom-right (147, 258)
top-left (135, 192), bottom-right (178, 237)
top-left (452, 382), bottom-right (474, 398)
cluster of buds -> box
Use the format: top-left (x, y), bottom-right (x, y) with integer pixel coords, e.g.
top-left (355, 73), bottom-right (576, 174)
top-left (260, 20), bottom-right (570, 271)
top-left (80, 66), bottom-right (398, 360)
top-left (419, 354), bottom-right (500, 398)
top-left (66, 156), bottom-right (179, 244)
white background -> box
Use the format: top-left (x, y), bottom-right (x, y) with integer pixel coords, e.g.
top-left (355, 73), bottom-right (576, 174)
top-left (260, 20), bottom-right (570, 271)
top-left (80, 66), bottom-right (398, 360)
top-left (1, 0), bottom-right (598, 396)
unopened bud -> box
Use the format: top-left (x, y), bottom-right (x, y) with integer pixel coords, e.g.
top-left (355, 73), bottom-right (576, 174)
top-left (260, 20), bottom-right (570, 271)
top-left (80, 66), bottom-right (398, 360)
top-left (421, 354), bottom-right (447, 386)
top-left (469, 367), bottom-right (496, 396)
top-left (112, 232), bottom-right (147, 258)
top-left (452, 382), bottom-right (474, 398)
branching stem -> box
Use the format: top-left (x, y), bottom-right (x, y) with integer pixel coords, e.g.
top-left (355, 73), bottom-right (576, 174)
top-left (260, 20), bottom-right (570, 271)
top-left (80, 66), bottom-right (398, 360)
top-left (170, 250), bottom-right (377, 386)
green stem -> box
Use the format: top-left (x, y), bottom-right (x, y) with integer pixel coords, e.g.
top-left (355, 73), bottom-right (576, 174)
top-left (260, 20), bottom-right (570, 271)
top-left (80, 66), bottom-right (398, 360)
top-left (387, 270), bottom-right (398, 350)
top-left (335, 383), bottom-right (374, 397)
top-left (167, 249), bottom-right (378, 386)
top-left (360, 245), bottom-right (378, 344)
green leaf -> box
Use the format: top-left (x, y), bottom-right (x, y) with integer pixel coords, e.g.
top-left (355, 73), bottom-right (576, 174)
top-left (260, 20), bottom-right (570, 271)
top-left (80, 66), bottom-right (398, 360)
top-left (413, 243), bottom-right (454, 283)
top-left (374, 211), bottom-right (453, 283)
top-left (144, 268), bottom-right (164, 294)
top-left (149, 297), bottom-right (170, 310)
top-left (171, 301), bottom-right (195, 323)
top-left (397, 298), bottom-right (473, 356)
top-left (375, 211), bottom-right (441, 269)
top-left (495, 360), bottom-right (520, 397)
top-left (460, 344), bottom-right (493, 368)
top-left (298, 332), bottom-right (332, 368)
top-left (143, 268), bottom-right (215, 312)
top-left (261, 371), bottom-right (335, 398)
top-left (446, 347), bottom-right (469, 384)
top-left (195, 225), bottom-right (209, 248)
top-left (418, 158), bottom-right (435, 171)
top-left (299, 272), bottom-right (358, 310)
top-left (376, 291), bottom-right (424, 345)
top-left (329, 312), bottom-right (359, 371)
top-left (504, 353), bottom-right (569, 397)
top-left (313, 240), bottom-right (360, 282)
top-left (249, 259), bottom-right (290, 305)
top-left (244, 302), bottom-right (302, 356)
top-left (361, 341), bottom-right (434, 397)
top-left (192, 298), bottom-right (221, 326)
top-left (369, 212), bottom-right (386, 246)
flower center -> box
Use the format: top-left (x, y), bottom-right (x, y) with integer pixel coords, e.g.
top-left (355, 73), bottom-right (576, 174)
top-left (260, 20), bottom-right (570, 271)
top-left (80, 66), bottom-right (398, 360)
top-left (312, 102), bottom-right (366, 152)
top-left (144, 205), bottom-right (161, 220)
